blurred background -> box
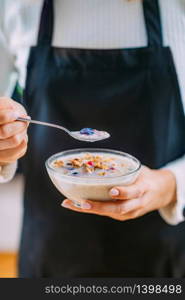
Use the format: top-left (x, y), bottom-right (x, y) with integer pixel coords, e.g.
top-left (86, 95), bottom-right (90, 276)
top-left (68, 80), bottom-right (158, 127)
top-left (0, 175), bottom-right (24, 277)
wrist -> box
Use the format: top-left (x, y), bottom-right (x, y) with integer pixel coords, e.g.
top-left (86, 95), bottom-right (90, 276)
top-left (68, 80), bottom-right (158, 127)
top-left (161, 169), bottom-right (177, 206)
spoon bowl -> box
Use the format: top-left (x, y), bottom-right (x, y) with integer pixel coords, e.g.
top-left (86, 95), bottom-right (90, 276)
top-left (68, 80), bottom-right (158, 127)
top-left (71, 130), bottom-right (110, 142)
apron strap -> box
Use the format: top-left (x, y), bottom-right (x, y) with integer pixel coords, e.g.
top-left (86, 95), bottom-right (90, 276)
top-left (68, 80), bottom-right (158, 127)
top-left (37, 0), bottom-right (53, 45)
top-left (143, 0), bottom-right (163, 47)
top-left (37, 0), bottom-right (163, 47)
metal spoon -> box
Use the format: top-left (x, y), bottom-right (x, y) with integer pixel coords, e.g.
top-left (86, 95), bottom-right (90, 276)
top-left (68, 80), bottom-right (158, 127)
top-left (17, 117), bottom-right (110, 142)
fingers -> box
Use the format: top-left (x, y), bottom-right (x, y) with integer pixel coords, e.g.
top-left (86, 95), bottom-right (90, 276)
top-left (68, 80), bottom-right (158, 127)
top-left (62, 199), bottom-right (117, 217)
top-left (0, 138), bottom-right (28, 163)
top-left (0, 131), bottom-right (28, 150)
top-left (84, 200), bottom-right (123, 216)
top-left (61, 198), bottom-right (142, 217)
top-left (0, 121), bottom-right (28, 139)
top-left (0, 97), bottom-right (15, 109)
top-left (0, 97), bottom-right (28, 125)
top-left (109, 182), bottom-right (147, 200)
top-left (0, 97), bottom-right (27, 114)
top-left (0, 98), bottom-right (28, 164)
top-left (0, 109), bottom-right (19, 125)
top-left (120, 198), bottom-right (143, 214)
top-left (61, 199), bottom-right (145, 222)
top-left (62, 200), bottom-right (94, 214)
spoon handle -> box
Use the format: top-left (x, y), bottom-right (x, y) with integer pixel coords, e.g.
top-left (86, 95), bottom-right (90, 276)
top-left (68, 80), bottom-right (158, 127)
top-left (17, 117), bottom-right (70, 134)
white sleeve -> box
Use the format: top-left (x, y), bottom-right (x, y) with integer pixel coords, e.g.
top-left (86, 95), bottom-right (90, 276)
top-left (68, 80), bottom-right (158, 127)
top-left (0, 0), bottom-right (16, 97)
top-left (0, 162), bottom-right (18, 183)
top-left (0, 0), bottom-right (18, 183)
top-left (159, 155), bottom-right (185, 225)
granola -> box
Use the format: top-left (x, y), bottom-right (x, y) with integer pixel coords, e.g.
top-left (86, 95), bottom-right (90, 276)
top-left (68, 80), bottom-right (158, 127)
top-left (52, 152), bottom-right (135, 178)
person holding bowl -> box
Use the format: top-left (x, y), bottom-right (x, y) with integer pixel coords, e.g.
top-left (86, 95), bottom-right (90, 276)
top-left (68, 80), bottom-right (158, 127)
top-left (0, 0), bottom-right (185, 277)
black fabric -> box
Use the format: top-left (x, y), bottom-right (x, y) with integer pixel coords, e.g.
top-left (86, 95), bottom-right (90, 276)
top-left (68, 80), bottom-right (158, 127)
top-left (143, 0), bottom-right (163, 46)
top-left (37, 0), bottom-right (53, 45)
top-left (19, 0), bottom-right (185, 278)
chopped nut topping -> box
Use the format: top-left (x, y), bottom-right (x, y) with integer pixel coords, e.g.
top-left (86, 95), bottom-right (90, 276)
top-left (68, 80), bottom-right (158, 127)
top-left (94, 162), bottom-right (102, 168)
top-left (95, 155), bottom-right (101, 160)
top-left (98, 172), bottom-right (106, 176)
top-left (53, 160), bottom-right (64, 167)
top-left (71, 158), bottom-right (83, 168)
top-left (84, 153), bottom-right (93, 160)
top-left (69, 154), bottom-right (116, 173)
top-left (85, 166), bottom-right (93, 173)
top-left (101, 164), bottom-right (109, 170)
top-left (102, 158), bottom-right (114, 162)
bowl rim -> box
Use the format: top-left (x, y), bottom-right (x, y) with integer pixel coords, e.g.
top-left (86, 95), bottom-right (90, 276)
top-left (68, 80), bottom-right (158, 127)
top-left (45, 148), bottom-right (141, 180)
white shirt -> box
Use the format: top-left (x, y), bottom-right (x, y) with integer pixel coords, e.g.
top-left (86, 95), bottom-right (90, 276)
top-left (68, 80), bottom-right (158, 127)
top-left (0, 0), bottom-right (185, 225)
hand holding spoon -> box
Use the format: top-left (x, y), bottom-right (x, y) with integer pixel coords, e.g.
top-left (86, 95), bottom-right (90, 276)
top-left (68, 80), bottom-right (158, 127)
top-left (17, 117), bottom-right (110, 142)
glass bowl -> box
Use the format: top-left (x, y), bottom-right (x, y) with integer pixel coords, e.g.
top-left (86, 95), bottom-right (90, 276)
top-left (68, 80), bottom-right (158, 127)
top-left (46, 148), bottom-right (141, 202)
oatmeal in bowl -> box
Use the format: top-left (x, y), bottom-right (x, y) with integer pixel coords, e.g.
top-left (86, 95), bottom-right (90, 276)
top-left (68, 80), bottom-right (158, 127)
top-left (46, 148), bottom-right (141, 202)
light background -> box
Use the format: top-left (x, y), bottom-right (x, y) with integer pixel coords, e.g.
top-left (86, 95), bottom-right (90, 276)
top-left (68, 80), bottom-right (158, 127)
top-left (0, 175), bottom-right (24, 252)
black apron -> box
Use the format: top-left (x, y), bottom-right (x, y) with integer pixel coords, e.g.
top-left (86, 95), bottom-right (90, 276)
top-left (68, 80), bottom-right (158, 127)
top-left (19, 0), bottom-right (185, 277)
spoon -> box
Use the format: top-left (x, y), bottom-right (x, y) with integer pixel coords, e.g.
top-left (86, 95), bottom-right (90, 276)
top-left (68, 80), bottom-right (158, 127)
top-left (17, 117), bottom-right (110, 142)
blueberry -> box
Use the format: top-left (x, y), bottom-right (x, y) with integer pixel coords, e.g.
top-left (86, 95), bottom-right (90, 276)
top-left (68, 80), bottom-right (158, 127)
top-left (72, 172), bottom-right (78, 175)
top-left (80, 128), bottom-right (94, 135)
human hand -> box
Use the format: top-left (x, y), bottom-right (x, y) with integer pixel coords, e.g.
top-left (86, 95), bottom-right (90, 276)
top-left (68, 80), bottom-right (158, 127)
top-left (0, 97), bottom-right (29, 165)
top-left (61, 166), bottom-right (177, 221)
